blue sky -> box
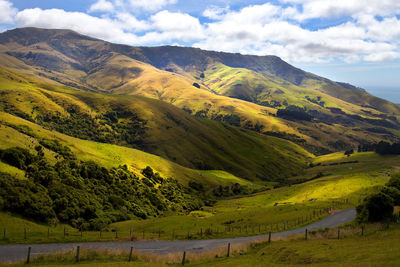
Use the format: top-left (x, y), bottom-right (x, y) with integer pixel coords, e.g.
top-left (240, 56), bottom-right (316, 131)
top-left (1, 0), bottom-right (400, 102)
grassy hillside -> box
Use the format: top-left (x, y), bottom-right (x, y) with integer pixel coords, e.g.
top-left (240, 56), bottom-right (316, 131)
top-left (1, 150), bottom-right (396, 244)
top-left (1, 28), bottom-right (399, 155)
top-left (0, 65), bottom-right (311, 181)
top-left (106, 151), bottom-right (398, 239)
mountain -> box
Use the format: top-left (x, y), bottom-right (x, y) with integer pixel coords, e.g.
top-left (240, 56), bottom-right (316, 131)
top-left (0, 32), bottom-right (311, 182)
top-left (0, 27), bottom-right (399, 157)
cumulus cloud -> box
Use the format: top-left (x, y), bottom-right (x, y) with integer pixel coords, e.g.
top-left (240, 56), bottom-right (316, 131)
top-left (203, 5), bottom-right (230, 20)
top-left (1, 0), bottom-right (399, 64)
top-left (127, 0), bottom-right (177, 12)
top-left (0, 0), bottom-right (17, 24)
top-left (15, 8), bottom-right (139, 44)
top-left (281, 0), bottom-right (400, 20)
top-left (88, 0), bottom-right (114, 13)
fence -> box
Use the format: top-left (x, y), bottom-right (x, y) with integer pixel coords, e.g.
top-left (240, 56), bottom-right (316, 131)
top-left (19, 220), bottom-right (400, 265)
top-left (1, 199), bottom-right (354, 244)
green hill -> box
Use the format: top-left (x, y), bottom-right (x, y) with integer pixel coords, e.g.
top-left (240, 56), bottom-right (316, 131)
top-left (1, 28), bottom-right (399, 155)
top-left (0, 65), bottom-right (310, 181)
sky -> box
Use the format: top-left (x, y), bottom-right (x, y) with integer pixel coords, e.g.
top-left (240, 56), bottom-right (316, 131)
top-left (1, 0), bottom-right (400, 102)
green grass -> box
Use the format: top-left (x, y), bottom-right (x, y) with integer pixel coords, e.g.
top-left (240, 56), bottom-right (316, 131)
top-left (0, 162), bottom-right (25, 180)
top-left (107, 151), bottom-right (397, 240)
top-left (4, 223), bottom-right (400, 266)
top-left (0, 70), bottom-right (311, 182)
top-left (1, 151), bottom-right (396, 244)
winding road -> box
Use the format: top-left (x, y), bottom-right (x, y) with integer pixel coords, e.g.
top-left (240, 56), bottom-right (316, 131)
top-left (0, 208), bottom-right (356, 263)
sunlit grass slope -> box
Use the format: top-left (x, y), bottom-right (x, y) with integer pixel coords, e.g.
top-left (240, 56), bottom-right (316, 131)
top-left (109, 152), bottom-right (399, 237)
top-left (0, 67), bottom-right (311, 181)
top-left (1, 28), bottom-right (399, 155)
top-left (0, 112), bottom-right (250, 186)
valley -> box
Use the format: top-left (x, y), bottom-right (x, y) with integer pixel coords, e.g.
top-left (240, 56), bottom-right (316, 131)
top-left (0, 27), bottom-right (399, 266)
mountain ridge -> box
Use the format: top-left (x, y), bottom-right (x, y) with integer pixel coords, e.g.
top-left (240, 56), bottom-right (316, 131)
top-left (1, 27), bottom-right (399, 155)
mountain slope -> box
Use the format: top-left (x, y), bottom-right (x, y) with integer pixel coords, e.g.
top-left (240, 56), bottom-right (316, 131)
top-left (0, 27), bottom-right (399, 155)
top-left (0, 65), bottom-right (311, 181)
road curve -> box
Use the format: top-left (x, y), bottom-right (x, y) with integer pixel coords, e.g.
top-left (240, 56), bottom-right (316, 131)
top-left (0, 208), bottom-right (356, 263)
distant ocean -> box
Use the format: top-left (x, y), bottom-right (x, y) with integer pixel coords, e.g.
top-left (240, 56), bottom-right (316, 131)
top-left (363, 86), bottom-right (400, 104)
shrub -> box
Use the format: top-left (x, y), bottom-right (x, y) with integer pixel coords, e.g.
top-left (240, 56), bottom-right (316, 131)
top-left (356, 192), bottom-right (394, 223)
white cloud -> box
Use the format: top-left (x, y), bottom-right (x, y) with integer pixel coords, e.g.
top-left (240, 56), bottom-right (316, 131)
top-left (15, 8), bottom-right (139, 44)
top-left (115, 12), bottom-right (150, 32)
top-left (88, 0), bottom-right (114, 13)
top-left (2, 0), bottom-right (399, 64)
top-left (0, 0), bottom-right (17, 24)
top-left (281, 0), bottom-right (400, 20)
top-left (148, 11), bottom-right (204, 42)
top-left (203, 5), bottom-right (230, 20)
top-left (127, 0), bottom-right (177, 12)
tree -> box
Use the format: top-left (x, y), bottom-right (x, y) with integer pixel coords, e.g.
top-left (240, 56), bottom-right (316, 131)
top-left (356, 192), bottom-right (394, 223)
top-left (344, 149), bottom-right (354, 157)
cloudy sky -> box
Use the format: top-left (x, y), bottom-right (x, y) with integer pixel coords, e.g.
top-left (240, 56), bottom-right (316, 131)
top-left (1, 0), bottom-right (400, 101)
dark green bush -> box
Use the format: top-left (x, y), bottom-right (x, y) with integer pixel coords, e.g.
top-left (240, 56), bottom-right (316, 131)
top-left (357, 192), bottom-right (394, 223)
top-left (0, 147), bottom-right (203, 229)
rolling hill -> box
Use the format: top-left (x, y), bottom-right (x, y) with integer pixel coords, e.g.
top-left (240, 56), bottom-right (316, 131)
top-left (1, 27), bottom-right (399, 155)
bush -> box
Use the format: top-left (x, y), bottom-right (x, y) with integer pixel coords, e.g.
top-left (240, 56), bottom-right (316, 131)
top-left (357, 192), bottom-right (394, 223)
top-left (0, 147), bottom-right (204, 229)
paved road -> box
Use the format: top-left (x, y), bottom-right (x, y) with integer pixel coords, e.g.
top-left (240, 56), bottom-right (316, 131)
top-left (0, 208), bottom-right (356, 263)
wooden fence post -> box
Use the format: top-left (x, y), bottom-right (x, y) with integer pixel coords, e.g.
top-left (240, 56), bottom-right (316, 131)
top-left (227, 243), bottom-right (231, 257)
top-left (76, 246), bottom-right (80, 262)
top-left (115, 230), bottom-right (118, 239)
top-left (305, 229), bottom-right (308, 240)
top-left (182, 251), bottom-right (186, 265)
top-left (63, 227), bottom-right (66, 238)
top-left (361, 226), bottom-right (364, 236)
top-left (26, 247), bottom-right (31, 264)
top-left (268, 232), bottom-right (271, 243)
top-left (128, 246), bottom-right (133, 262)
top-left (200, 228), bottom-right (202, 238)
top-left (99, 230), bottom-right (102, 239)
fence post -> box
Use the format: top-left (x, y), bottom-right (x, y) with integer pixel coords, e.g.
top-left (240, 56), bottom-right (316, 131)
top-left (200, 228), bottom-right (202, 238)
top-left (128, 246), bottom-right (133, 262)
top-left (115, 230), bottom-right (118, 239)
top-left (76, 246), bottom-right (80, 262)
top-left (63, 227), bottom-right (66, 238)
top-left (26, 247), bottom-right (31, 264)
top-left (305, 229), bottom-right (308, 240)
top-left (182, 251), bottom-right (186, 265)
top-left (99, 230), bottom-right (102, 239)
top-left (361, 226), bottom-right (364, 236)
top-left (227, 243), bottom-right (231, 257)
top-left (268, 232), bottom-right (271, 243)
top-left (158, 229), bottom-right (161, 238)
